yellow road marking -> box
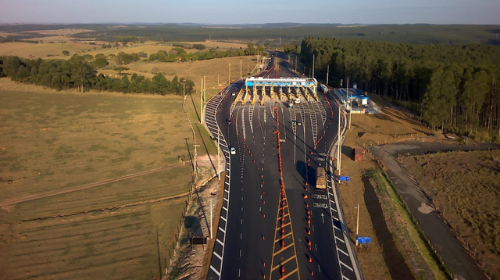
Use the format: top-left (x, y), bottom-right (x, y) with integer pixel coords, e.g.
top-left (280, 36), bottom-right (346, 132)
top-left (273, 243), bottom-right (294, 256)
top-left (271, 256), bottom-right (296, 270)
top-left (283, 268), bottom-right (299, 279)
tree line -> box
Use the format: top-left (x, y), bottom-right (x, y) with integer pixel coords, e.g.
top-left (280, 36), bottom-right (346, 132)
top-left (298, 37), bottom-right (500, 138)
top-left (0, 55), bottom-right (195, 95)
top-left (148, 43), bottom-right (265, 63)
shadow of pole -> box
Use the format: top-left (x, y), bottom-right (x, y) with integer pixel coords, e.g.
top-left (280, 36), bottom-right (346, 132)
top-left (189, 93), bottom-right (201, 122)
top-left (362, 173), bottom-right (415, 280)
top-left (195, 124), bottom-right (217, 174)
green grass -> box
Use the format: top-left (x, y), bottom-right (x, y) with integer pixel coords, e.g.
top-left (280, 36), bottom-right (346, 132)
top-left (366, 168), bottom-right (451, 280)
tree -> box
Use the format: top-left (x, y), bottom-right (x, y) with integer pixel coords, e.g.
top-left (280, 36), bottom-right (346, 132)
top-left (422, 68), bottom-right (456, 131)
top-left (94, 56), bottom-right (108, 69)
top-left (16, 65), bottom-right (30, 81)
top-left (120, 76), bottom-right (130, 92)
top-left (113, 66), bottom-right (129, 75)
top-left (62, 50), bottom-right (70, 56)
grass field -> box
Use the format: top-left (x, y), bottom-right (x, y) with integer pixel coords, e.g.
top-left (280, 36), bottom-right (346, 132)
top-left (0, 89), bottom-right (195, 279)
top-left (401, 150), bottom-right (500, 279)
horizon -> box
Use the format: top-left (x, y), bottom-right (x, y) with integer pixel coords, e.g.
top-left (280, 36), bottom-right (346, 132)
top-left (0, 0), bottom-right (499, 25)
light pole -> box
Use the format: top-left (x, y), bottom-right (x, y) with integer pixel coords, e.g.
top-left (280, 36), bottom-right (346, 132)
top-left (355, 203), bottom-right (360, 246)
top-left (200, 78), bottom-right (203, 124)
top-left (337, 107), bottom-right (341, 174)
top-left (217, 129), bottom-right (220, 180)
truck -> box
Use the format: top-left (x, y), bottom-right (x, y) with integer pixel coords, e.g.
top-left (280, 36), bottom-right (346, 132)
top-left (315, 167), bottom-right (326, 191)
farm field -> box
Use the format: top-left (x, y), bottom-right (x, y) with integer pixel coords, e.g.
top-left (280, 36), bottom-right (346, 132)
top-left (401, 150), bottom-right (500, 278)
top-left (0, 89), bottom-right (195, 279)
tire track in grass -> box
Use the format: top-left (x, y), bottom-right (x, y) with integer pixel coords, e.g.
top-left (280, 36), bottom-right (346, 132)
top-left (20, 192), bottom-right (190, 222)
top-left (0, 164), bottom-right (180, 208)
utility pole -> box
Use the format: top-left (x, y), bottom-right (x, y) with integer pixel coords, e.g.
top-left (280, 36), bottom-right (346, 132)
top-left (356, 203), bottom-right (360, 246)
top-left (200, 78), bottom-right (203, 124)
top-left (337, 107), bottom-right (341, 173)
top-left (228, 63), bottom-right (231, 85)
top-left (193, 144), bottom-right (200, 180)
top-left (217, 130), bottom-right (220, 180)
top-left (348, 77), bottom-right (352, 129)
top-left (326, 65), bottom-right (330, 86)
top-left (210, 199), bottom-right (213, 239)
top-left (203, 75), bottom-right (206, 102)
top-left (312, 54), bottom-right (315, 78)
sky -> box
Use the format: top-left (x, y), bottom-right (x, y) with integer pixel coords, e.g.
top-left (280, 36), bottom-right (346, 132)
top-left (0, 0), bottom-right (499, 25)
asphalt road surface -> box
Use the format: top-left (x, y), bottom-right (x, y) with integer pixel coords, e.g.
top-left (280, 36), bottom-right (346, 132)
top-left (207, 55), bottom-right (359, 280)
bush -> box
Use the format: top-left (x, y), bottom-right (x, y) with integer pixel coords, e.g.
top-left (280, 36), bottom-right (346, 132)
top-left (469, 130), bottom-right (493, 142)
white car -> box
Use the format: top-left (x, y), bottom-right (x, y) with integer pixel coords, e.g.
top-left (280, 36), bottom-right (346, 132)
top-left (230, 147), bottom-right (236, 155)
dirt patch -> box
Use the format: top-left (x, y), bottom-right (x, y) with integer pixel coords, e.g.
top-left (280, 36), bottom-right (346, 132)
top-left (401, 150), bottom-right (500, 279)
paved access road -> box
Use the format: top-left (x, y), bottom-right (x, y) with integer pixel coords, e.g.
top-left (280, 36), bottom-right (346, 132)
top-left (371, 141), bottom-right (498, 280)
top-left (207, 55), bottom-right (360, 280)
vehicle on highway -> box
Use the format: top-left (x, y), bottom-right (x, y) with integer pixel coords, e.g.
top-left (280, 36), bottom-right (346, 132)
top-left (297, 120), bottom-right (302, 126)
top-left (294, 98), bottom-right (301, 104)
top-left (230, 147), bottom-right (236, 155)
top-left (316, 167), bottom-right (326, 191)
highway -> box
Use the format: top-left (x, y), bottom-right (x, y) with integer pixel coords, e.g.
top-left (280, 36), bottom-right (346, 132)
top-left (207, 54), bottom-right (360, 280)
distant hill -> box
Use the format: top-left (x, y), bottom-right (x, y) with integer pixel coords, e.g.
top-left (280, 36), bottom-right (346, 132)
top-left (1, 23), bottom-right (499, 45)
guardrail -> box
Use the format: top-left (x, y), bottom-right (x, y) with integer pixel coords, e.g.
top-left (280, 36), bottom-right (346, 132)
top-left (204, 86), bottom-right (232, 280)
top-left (325, 95), bottom-right (364, 280)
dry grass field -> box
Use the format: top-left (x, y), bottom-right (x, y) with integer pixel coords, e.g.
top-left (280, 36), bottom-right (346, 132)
top-left (0, 89), bottom-right (195, 279)
top-left (0, 42), bottom-right (91, 59)
top-left (401, 150), bottom-right (500, 278)
top-left (23, 29), bottom-right (95, 35)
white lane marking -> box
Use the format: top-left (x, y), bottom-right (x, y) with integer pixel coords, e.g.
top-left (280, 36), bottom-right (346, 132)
top-left (217, 239), bottom-right (224, 246)
top-left (222, 206), bottom-right (227, 211)
top-left (339, 261), bottom-right (354, 271)
top-left (224, 197), bottom-right (228, 202)
top-left (219, 227), bottom-right (225, 233)
top-left (213, 251), bottom-right (222, 260)
top-left (337, 246), bottom-right (349, 256)
top-left (335, 236), bottom-right (345, 243)
top-left (210, 265), bottom-right (221, 276)
top-left (221, 216), bottom-right (226, 222)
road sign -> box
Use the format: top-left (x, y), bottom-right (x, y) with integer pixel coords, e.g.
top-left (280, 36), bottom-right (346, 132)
top-left (357, 237), bottom-right (371, 244)
top-left (339, 176), bottom-right (350, 182)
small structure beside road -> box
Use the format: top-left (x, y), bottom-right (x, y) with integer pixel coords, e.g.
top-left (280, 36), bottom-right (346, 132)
top-left (352, 148), bottom-right (365, 162)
